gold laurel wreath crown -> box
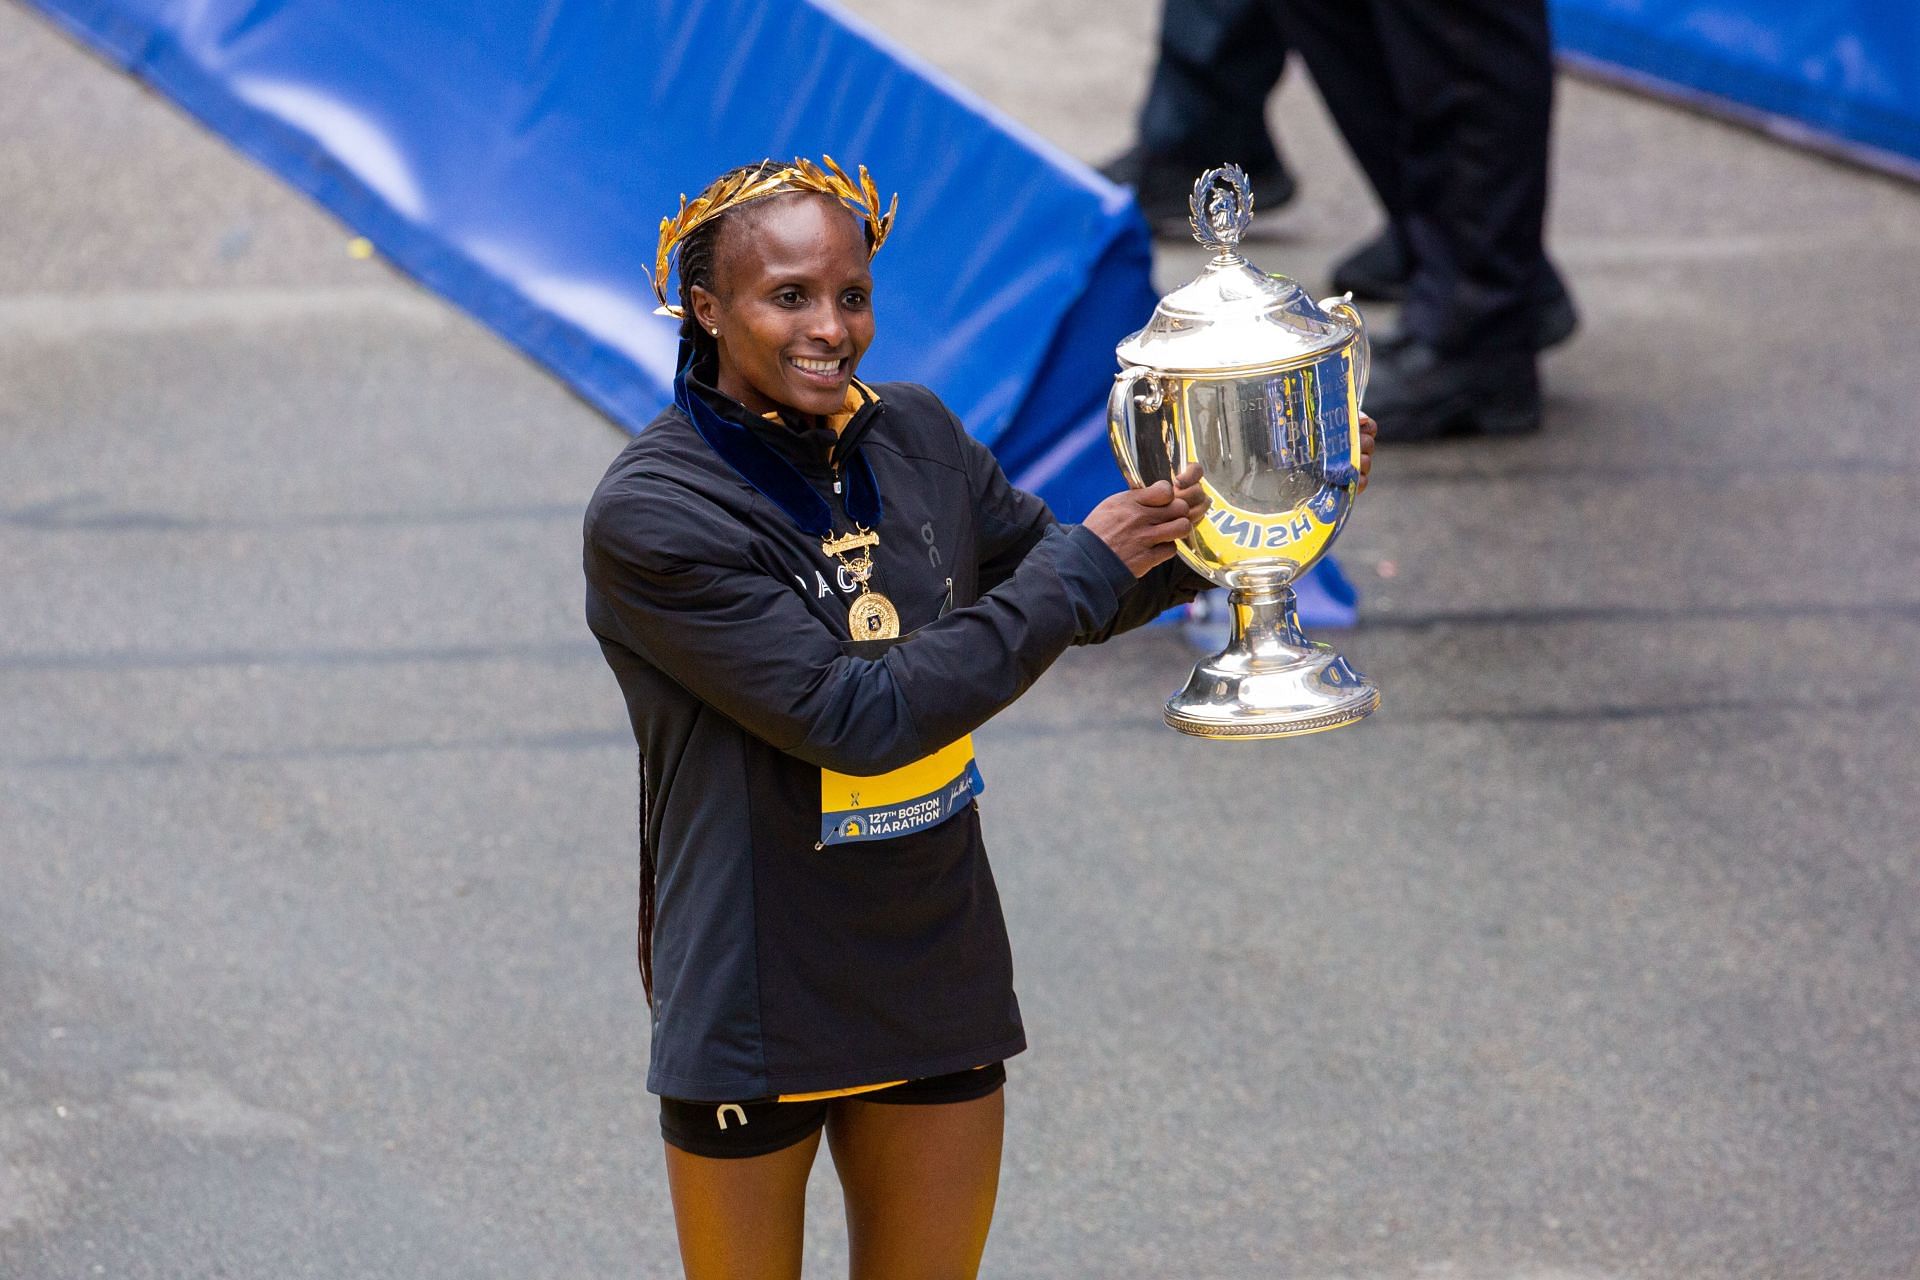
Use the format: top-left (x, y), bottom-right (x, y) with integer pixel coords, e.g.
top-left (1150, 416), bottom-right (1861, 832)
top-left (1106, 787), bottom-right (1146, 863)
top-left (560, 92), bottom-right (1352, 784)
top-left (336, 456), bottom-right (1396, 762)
top-left (652, 155), bottom-right (899, 318)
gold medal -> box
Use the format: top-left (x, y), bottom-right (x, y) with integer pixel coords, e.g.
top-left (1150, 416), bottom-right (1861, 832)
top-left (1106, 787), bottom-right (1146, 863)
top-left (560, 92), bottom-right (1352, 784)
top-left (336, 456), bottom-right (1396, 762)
top-left (822, 523), bottom-right (901, 640)
top-left (847, 590), bottom-right (900, 640)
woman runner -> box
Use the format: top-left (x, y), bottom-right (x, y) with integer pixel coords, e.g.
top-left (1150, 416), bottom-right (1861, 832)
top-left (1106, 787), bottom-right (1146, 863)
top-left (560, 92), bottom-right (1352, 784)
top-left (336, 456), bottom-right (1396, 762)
top-left (582, 157), bottom-right (1375, 1279)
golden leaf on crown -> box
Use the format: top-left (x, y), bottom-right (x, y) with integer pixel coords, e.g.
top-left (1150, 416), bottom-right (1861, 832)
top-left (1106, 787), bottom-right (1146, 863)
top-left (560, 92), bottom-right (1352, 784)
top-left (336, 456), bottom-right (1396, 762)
top-left (652, 155), bottom-right (900, 318)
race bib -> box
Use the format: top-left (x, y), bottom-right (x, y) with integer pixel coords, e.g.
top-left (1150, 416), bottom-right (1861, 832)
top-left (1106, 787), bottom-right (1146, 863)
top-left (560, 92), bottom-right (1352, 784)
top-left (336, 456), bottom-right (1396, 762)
top-left (819, 735), bottom-right (985, 846)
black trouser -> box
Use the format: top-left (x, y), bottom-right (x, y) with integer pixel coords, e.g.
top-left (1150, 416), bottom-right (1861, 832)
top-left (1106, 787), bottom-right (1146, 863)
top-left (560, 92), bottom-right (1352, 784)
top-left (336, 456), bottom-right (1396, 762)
top-left (1137, 0), bottom-right (1290, 174)
top-left (1275, 0), bottom-right (1555, 355)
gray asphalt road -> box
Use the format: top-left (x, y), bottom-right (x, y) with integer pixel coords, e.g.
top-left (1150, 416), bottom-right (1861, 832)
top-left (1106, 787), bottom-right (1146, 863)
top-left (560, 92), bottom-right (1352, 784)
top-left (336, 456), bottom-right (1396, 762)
top-left (4, 1), bottom-right (1917, 1277)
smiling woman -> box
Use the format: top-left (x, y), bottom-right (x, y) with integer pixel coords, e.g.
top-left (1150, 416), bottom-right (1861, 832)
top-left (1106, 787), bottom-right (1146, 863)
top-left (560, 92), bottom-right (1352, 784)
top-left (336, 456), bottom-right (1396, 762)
top-left (693, 193), bottom-right (874, 418)
top-left (583, 156), bottom-right (1370, 1280)
top-left (661, 158), bottom-right (892, 420)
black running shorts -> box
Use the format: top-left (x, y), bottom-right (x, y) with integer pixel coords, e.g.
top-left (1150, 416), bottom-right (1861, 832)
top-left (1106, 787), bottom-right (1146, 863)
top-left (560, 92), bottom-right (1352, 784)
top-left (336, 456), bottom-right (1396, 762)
top-left (659, 1063), bottom-right (1006, 1159)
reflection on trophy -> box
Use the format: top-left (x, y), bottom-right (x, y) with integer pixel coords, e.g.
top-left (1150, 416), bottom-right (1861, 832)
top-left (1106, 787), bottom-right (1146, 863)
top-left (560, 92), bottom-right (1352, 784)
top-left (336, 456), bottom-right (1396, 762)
top-left (1109, 164), bottom-right (1381, 738)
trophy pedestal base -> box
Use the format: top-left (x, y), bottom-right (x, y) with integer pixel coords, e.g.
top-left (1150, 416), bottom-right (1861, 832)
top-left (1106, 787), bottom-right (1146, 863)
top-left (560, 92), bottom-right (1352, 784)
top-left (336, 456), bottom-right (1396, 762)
top-left (1164, 583), bottom-right (1379, 739)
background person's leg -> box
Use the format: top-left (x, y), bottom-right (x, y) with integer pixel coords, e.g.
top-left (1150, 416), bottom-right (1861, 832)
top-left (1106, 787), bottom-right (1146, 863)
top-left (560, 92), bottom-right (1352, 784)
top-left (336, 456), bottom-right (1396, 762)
top-left (826, 1089), bottom-right (1006, 1280)
top-left (1280, 0), bottom-right (1561, 435)
top-left (1269, 0), bottom-right (1403, 219)
top-left (1276, 0), bottom-right (1569, 341)
top-left (1138, 0), bottom-right (1291, 177)
top-left (1269, 0), bottom-right (1418, 297)
top-left (663, 1132), bottom-right (822, 1280)
top-left (1367, 0), bottom-right (1555, 356)
top-left (1110, 0), bottom-right (1296, 229)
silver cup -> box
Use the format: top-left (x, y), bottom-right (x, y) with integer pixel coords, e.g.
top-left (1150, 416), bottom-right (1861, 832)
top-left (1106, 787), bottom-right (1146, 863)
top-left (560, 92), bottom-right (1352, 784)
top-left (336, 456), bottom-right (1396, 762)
top-left (1109, 165), bottom-right (1380, 738)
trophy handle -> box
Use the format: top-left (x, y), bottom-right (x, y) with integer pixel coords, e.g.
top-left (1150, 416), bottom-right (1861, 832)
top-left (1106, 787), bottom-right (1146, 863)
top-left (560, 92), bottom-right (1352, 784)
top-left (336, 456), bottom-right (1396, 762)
top-left (1320, 292), bottom-right (1370, 406)
top-left (1107, 368), bottom-right (1165, 490)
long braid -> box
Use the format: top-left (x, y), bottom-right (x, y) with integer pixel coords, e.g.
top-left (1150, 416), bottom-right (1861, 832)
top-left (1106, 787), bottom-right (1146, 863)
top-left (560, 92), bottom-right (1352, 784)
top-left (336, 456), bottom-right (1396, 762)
top-left (674, 218), bottom-right (722, 366)
top-left (637, 751), bottom-right (657, 1005)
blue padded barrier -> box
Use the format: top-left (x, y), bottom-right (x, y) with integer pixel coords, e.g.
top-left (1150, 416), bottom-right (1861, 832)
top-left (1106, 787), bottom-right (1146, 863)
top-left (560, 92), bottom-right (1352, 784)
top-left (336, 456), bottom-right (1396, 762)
top-left (1553, 0), bottom-right (1920, 175)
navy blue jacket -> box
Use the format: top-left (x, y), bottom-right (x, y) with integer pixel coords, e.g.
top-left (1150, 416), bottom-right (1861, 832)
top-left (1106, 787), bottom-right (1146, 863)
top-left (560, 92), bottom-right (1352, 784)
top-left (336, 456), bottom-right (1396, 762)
top-left (582, 369), bottom-right (1202, 1101)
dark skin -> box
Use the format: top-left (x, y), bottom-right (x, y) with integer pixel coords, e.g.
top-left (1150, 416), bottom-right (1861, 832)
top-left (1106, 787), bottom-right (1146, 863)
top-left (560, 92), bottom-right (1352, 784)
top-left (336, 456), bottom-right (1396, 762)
top-left (665, 1095), bottom-right (1005, 1280)
top-left (690, 193), bottom-right (878, 422)
top-left (669, 193), bottom-right (1378, 1280)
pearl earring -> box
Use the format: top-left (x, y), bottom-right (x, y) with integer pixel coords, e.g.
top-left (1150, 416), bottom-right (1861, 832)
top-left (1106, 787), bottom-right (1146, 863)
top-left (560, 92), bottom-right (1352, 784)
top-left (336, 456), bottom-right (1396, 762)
top-left (710, 327), bottom-right (719, 336)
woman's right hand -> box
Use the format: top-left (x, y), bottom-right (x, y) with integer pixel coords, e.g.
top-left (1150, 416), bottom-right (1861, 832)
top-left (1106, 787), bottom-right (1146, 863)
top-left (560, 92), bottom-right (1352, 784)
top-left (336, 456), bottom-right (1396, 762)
top-left (1082, 463), bottom-right (1210, 578)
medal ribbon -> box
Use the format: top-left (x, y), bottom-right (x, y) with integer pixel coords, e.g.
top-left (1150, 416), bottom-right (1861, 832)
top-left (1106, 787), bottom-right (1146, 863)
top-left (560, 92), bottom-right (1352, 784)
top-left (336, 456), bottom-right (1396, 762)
top-left (672, 359), bottom-right (882, 538)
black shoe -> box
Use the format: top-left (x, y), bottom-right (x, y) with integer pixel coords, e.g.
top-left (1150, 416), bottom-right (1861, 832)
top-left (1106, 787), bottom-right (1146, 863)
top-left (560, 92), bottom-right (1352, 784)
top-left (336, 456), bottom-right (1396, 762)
top-left (1333, 230), bottom-right (1580, 352)
top-left (1531, 287), bottom-right (1579, 351)
top-left (1096, 145), bottom-right (1150, 187)
top-left (1100, 145), bottom-right (1296, 236)
top-left (1366, 339), bottom-right (1541, 442)
top-left (1331, 228), bottom-right (1411, 302)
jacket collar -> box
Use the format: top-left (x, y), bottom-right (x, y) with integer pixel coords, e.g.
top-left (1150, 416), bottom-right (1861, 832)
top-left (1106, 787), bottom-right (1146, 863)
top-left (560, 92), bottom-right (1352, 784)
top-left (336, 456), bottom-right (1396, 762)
top-left (673, 345), bottom-right (884, 539)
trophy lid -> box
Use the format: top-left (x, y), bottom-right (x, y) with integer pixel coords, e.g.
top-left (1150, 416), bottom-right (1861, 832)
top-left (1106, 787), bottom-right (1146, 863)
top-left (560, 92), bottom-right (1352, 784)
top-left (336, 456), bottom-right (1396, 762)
top-left (1115, 165), bottom-right (1356, 374)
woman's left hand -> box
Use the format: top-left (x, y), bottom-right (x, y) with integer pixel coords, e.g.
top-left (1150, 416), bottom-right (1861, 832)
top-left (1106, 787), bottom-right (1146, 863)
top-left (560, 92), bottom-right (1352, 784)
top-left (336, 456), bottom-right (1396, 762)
top-left (1356, 413), bottom-right (1377, 495)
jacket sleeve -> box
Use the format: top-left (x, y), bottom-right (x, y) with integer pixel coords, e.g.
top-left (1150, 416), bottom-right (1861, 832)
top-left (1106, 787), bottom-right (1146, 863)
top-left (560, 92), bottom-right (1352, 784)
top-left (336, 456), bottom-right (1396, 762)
top-left (1082, 557), bottom-right (1209, 643)
top-left (953, 413), bottom-right (1209, 644)
top-left (584, 477), bottom-right (1139, 777)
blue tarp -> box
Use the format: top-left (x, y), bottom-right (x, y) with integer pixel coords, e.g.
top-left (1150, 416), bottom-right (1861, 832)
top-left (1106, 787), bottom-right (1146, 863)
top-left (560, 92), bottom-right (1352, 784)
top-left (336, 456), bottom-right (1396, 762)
top-left (24, 0), bottom-right (1363, 624)
top-left (1554, 0), bottom-right (1920, 174)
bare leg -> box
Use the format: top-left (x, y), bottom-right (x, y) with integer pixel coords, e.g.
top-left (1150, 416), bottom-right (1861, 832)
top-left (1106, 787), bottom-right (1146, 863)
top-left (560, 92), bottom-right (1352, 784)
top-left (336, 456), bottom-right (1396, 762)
top-left (663, 1131), bottom-right (822, 1280)
top-left (825, 1089), bottom-right (1005, 1280)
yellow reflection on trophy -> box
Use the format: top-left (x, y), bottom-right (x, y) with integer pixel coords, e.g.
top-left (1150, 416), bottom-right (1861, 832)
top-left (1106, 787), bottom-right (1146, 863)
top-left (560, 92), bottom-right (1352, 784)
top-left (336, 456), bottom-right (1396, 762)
top-left (1180, 487), bottom-right (1338, 586)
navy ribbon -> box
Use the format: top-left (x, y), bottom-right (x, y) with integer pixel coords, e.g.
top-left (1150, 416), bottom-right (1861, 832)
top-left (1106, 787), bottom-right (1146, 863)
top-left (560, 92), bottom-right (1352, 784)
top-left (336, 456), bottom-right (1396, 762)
top-left (673, 360), bottom-right (882, 539)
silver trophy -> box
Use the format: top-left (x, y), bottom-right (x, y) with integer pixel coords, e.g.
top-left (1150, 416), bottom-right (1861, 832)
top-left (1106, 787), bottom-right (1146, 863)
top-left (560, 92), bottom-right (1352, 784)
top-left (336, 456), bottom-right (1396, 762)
top-left (1109, 164), bottom-right (1380, 738)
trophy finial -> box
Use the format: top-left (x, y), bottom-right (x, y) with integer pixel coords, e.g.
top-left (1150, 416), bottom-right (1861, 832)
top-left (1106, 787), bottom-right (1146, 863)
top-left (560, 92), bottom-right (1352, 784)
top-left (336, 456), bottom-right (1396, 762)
top-left (1188, 164), bottom-right (1254, 255)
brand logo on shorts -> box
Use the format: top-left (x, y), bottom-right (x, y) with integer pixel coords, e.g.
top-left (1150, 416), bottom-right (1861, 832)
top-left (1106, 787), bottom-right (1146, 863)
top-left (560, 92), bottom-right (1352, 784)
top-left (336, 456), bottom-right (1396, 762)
top-left (714, 1103), bottom-right (748, 1130)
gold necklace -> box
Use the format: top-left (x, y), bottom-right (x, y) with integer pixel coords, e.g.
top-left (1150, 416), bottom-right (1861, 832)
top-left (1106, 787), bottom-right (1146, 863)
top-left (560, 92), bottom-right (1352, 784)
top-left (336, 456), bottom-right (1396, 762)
top-left (821, 526), bottom-right (900, 640)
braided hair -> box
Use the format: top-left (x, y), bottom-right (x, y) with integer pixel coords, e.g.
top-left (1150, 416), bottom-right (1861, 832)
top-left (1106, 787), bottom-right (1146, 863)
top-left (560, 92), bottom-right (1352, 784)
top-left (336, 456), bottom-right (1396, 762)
top-left (673, 159), bottom-right (789, 366)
